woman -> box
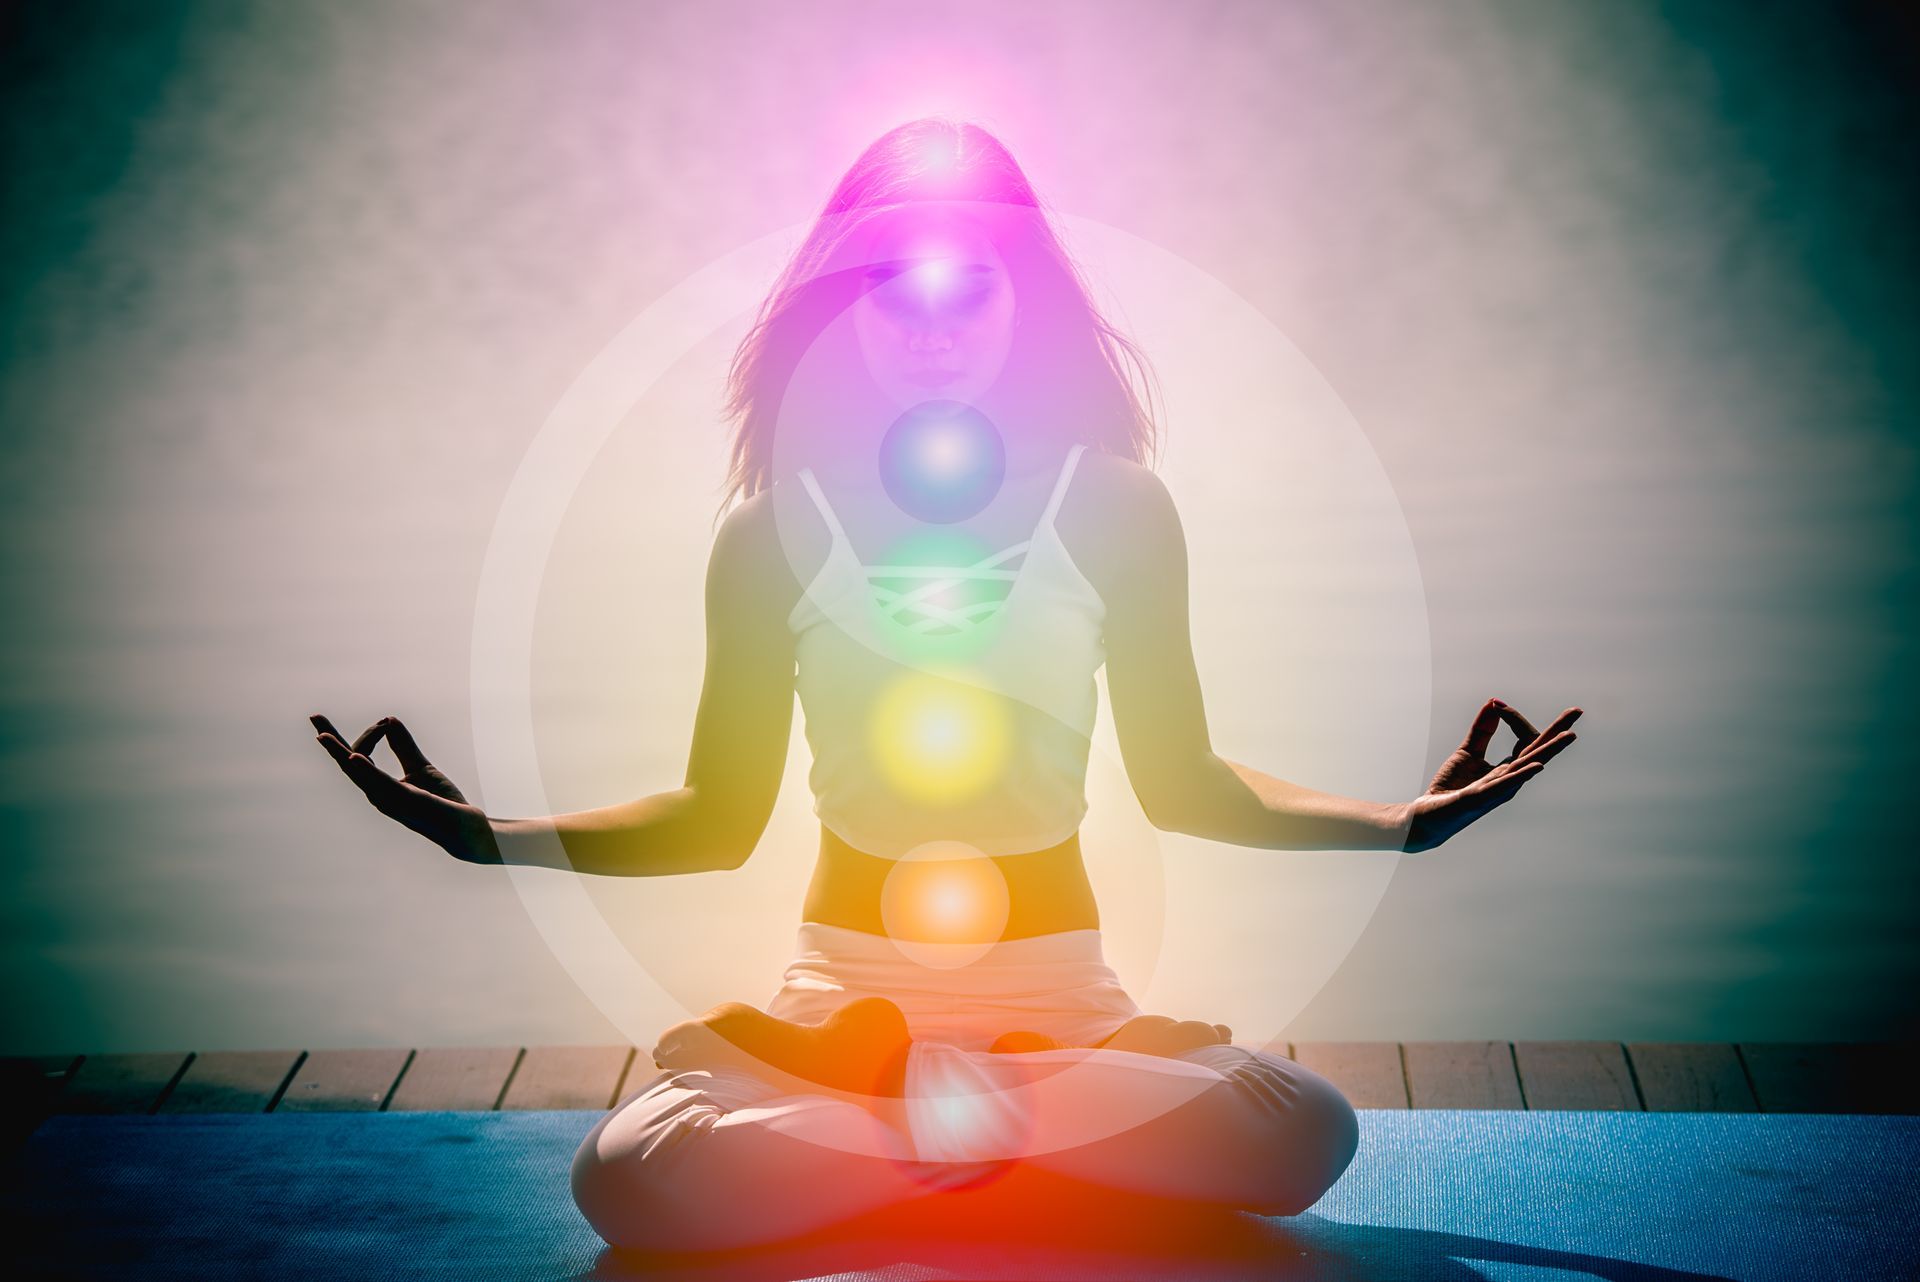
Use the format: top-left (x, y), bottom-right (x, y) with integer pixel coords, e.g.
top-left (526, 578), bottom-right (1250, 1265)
top-left (312, 118), bottom-right (1580, 1253)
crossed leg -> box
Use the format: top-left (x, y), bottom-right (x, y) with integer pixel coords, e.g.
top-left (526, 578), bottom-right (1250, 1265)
top-left (572, 1002), bottom-right (1359, 1253)
top-left (571, 1063), bottom-right (945, 1253)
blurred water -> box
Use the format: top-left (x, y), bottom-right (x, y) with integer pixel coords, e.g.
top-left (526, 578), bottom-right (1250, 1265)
top-left (1, 0), bottom-right (1915, 1052)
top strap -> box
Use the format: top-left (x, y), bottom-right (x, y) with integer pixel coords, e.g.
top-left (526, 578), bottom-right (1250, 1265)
top-left (1040, 443), bottom-right (1088, 529)
top-left (796, 467), bottom-right (852, 548)
top-left (801, 444), bottom-right (1084, 550)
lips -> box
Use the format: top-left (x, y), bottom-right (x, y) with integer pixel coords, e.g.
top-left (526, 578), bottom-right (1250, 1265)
top-left (906, 368), bottom-right (961, 387)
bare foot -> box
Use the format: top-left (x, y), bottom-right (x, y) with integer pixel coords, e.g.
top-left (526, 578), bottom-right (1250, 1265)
top-left (1094, 1015), bottom-right (1234, 1059)
top-left (988, 1017), bottom-right (1235, 1058)
top-left (652, 997), bottom-right (913, 1097)
top-left (988, 1029), bottom-right (1071, 1054)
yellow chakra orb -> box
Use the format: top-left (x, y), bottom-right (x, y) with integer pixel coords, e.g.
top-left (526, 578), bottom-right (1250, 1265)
top-left (880, 840), bottom-right (1012, 969)
top-left (868, 672), bottom-right (1011, 804)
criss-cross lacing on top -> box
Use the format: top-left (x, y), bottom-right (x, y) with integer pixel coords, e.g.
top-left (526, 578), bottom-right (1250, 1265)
top-left (796, 444), bottom-right (1085, 640)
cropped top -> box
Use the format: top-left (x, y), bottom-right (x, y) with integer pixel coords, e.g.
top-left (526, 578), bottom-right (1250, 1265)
top-left (786, 443), bottom-right (1108, 859)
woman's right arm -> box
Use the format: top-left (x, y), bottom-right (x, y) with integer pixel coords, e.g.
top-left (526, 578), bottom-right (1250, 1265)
top-left (315, 491), bottom-right (799, 876)
top-left (488, 492), bottom-right (797, 873)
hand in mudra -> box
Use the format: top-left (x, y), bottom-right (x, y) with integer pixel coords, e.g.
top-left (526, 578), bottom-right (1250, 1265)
top-left (311, 713), bottom-right (501, 864)
top-left (1403, 697), bottom-right (1582, 854)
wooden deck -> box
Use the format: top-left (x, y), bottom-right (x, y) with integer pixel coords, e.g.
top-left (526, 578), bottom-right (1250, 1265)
top-left (5, 1043), bottom-right (1915, 1126)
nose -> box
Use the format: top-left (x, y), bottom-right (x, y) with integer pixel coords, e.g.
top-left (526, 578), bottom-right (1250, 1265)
top-left (906, 327), bottom-right (954, 354)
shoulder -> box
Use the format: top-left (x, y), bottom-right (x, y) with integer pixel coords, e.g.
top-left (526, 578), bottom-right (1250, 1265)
top-left (1075, 447), bottom-right (1178, 520)
top-left (705, 485), bottom-right (811, 623)
top-left (1058, 448), bottom-right (1186, 600)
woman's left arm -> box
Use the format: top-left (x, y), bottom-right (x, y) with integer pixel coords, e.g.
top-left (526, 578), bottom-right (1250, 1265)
top-left (1099, 463), bottom-right (1577, 852)
top-left (1165, 753), bottom-right (1416, 851)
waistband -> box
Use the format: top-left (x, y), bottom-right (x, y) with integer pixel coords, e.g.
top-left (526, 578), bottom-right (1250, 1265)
top-left (769, 921), bottom-right (1140, 1051)
top-left (791, 920), bottom-right (1109, 976)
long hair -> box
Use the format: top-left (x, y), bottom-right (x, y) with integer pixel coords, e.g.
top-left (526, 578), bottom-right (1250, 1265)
top-left (716, 118), bottom-right (1161, 521)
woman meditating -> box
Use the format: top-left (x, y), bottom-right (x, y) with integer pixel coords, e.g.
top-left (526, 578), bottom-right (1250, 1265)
top-left (311, 118), bottom-right (1580, 1254)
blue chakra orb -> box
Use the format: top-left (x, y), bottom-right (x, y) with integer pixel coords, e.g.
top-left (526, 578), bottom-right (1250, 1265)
top-left (878, 401), bottom-right (1005, 523)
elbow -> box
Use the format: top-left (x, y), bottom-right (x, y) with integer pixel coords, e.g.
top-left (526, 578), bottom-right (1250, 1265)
top-left (1138, 787), bottom-right (1200, 836)
top-left (695, 824), bottom-right (755, 872)
top-left (1135, 754), bottom-right (1228, 836)
top-left (701, 812), bottom-right (767, 872)
top-left (677, 787), bottom-right (771, 873)
top-left (710, 841), bottom-right (756, 872)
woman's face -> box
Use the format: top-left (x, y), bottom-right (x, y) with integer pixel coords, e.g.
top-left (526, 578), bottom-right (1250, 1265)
top-left (851, 213), bottom-right (1017, 411)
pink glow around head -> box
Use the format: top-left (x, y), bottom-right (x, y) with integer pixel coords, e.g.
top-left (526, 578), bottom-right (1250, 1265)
top-left (919, 131), bottom-right (959, 172)
top-left (721, 117), bottom-right (1162, 504)
top-left (822, 118), bottom-right (1040, 214)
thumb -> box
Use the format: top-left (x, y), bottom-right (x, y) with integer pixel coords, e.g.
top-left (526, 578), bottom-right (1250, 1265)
top-left (382, 716), bottom-right (434, 778)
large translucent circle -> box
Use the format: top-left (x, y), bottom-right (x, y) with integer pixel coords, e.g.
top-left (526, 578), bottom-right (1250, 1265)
top-left (470, 210), bottom-right (1430, 1160)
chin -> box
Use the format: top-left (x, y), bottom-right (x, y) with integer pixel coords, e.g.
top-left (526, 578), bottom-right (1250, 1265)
top-left (893, 380), bottom-right (989, 407)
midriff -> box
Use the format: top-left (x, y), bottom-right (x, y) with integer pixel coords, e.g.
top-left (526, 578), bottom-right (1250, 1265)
top-left (801, 824), bottom-right (1102, 939)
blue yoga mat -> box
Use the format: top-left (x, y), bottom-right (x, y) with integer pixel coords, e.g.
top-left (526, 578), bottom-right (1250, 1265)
top-left (9, 1110), bottom-right (1918, 1280)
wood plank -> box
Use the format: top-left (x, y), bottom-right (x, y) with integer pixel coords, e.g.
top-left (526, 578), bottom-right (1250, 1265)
top-left (1627, 1043), bottom-right (1756, 1112)
top-left (275, 1049), bottom-right (411, 1113)
top-left (0, 1054), bottom-right (81, 1100)
top-left (1739, 1042), bottom-right (1914, 1114)
top-left (386, 1048), bottom-right (521, 1112)
top-left (1403, 1042), bottom-right (1524, 1109)
top-left (499, 1046), bottom-right (633, 1111)
top-left (1290, 1042), bottom-right (1408, 1108)
top-left (0, 1053), bottom-right (81, 1080)
top-left (2, 1055), bottom-right (83, 1146)
top-left (1513, 1041), bottom-right (1640, 1110)
top-left (161, 1050), bottom-right (303, 1113)
top-left (55, 1053), bottom-right (193, 1114)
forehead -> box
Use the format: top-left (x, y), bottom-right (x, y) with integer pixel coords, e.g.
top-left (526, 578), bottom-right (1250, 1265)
top-left (861, 209), bottom-right (1007, 271)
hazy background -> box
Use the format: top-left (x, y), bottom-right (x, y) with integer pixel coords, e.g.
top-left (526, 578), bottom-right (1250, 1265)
top-left (3, 0), bottom-right (1916, 1054)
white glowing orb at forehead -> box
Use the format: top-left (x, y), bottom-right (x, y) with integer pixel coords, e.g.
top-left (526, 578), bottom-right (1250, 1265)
top-left (903, 246), bottom-right (961, 302)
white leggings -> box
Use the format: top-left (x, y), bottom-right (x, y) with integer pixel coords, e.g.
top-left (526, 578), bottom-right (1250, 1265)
top-left (570, 924), bottom-right (1359, 1253)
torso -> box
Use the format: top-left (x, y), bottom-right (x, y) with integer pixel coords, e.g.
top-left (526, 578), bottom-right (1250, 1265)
top-left (769, 443), bottom-right (1138, 942)
top-left (801, 825), bottom-right (1101, 937)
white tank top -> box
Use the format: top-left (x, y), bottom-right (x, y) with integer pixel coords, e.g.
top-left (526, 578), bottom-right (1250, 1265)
top-left (786, 443), bottom-right (1107, 858)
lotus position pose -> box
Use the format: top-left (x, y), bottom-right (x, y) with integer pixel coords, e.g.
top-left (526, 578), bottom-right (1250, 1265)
top-left (313, 119), bottom-right (1580, 1254)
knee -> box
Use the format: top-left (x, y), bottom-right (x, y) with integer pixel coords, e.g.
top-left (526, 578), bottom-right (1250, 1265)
top-left (1274, 1061), bottom-right (1360, 1213)
top-left (569, 1085), bottom-right (728, 1253)
top-left (1216, 1052), bottom-right (1360, 1216)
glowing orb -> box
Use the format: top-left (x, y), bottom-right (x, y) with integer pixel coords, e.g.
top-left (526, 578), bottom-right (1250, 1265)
top-left (865, 526), bottom-right (1010, 654)
top-left (919, 134), bottom-right (959, 172)
top-left (903, 249), bottom-right (959, 303)
top-left (880, 839), bottom-right (1012, 969)
top-left (869, 673), bottom-right (1012, 803)
top-left (878, 400), bottom-right (1005, 523)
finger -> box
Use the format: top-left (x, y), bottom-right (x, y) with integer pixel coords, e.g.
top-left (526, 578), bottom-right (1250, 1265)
top-left (382, 717), bottom-right (434, 778)
top-left (350, 720), bottom-right (392, 757)
top-left (1213, 1023), bottom-right (1233, 1043)
top-left (1541, 706), bottom-right (1584, 743)
top-left (318, 732), bottom-right (381, 795)
top-left (1495, 703), bottom-right (1541, 749)
top-left (316, 733), bottom-right (404, 806)
top-left (1499, 706), bottom-right (1585, 762)
top-left (317, 731), bottom-right (383, 788)
top-left (1470, 760), bottom-right (1545, 807)
top-left (310, 713), bottom-right (350, 742)
top-left (1463, 698), bottom-right (1506, 756)
top-left (1504, 728), bottom-right (1577, 772)
top-left (316, 730), bottom-right (352, 769)
top-left (1512, 704), bottom-right (1584, 751)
